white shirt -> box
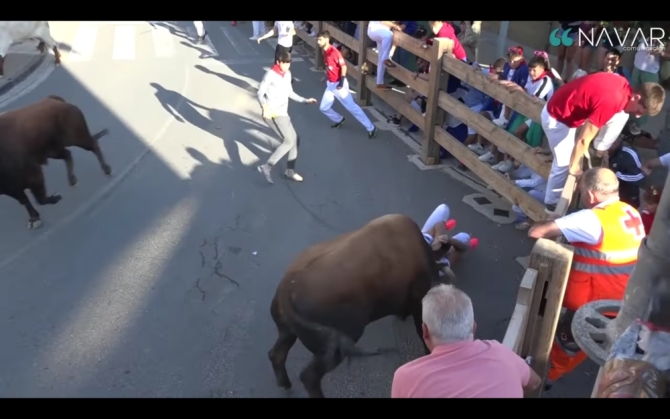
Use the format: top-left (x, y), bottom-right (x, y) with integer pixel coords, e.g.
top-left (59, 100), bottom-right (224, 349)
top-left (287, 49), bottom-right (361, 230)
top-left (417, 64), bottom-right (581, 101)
top-left (368, 21), bottom-right (383, 33)
top-left (275, 21), bottom-right (294, 48)
top-left (525, 75), bottom-right (554, 101)
top-left (659, 152), bottom-right (670, 168)
top-left (506, 68), bottom-right (515, 81)
top-left (554, 198), bottom-right (621, 245)
top-left (633, 43), bottom-right (660, 74)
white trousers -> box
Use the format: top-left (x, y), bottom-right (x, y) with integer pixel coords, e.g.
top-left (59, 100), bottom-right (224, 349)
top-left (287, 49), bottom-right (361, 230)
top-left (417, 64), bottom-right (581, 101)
top-left (592, 111), bottom-right (630, 151)
top-left (319, 78), bottom-right (375, 132)
top-left (367, 27), bottom-right (394, 85)
top-left (193, 21), bottom-right (205, 37)
top-left (541, 105), bottom-right (576, 205)
top-left (252, 21), bottom-right (265, 38)
top-left (421, 204), bottom-right (472, 247)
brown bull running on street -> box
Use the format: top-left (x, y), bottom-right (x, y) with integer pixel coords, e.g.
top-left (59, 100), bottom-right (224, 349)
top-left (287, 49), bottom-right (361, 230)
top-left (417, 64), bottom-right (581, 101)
top-left (0, 95), bottom-right (111, 229)
top-left (268, 214), bottom-right (455, 398)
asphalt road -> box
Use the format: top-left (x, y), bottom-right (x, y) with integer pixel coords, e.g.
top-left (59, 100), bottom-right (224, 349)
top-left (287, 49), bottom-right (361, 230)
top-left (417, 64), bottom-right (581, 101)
top-left (0, 21), bottom-right (583, 398)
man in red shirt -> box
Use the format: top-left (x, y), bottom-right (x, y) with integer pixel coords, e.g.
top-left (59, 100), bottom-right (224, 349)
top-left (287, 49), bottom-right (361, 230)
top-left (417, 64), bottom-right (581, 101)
top-left (427, 21), bottom-right (467, 62)
top-left (316, 30), bottom-right (377, 138)
top-left (540, 72), bottom-right (664, 212)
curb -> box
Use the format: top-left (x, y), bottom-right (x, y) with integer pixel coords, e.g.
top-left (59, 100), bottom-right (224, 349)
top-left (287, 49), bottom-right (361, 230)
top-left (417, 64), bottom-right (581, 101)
top-left (0, 52), bottom-right (48, 98)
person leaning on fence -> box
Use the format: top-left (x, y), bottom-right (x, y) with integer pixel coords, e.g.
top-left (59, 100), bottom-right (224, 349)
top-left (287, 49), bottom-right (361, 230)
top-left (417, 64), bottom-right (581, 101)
top-left (391, 284), bottom-right (541, 398)
top-left (465, 58), bottom-right (507, 156)
top-left (492, 51), bottom-right (556, 174)
top-left (477, 47), bottom-right (529, 167)
top-left (539, 72), bottom-right (665, 214)
top-left (256, 51), bottom-right (318, 184)
top-left (528, 167), bottom-right (645, 387)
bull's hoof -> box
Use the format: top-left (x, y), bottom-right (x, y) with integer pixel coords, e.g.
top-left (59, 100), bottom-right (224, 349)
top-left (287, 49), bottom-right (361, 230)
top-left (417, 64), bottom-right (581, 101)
top-left (27, 219), bottom-right (43, 229)
top-left (46, 194), bottom-right (62, 204)
top-left (102, 165), bottom-right (112, 176)
top-left (68, 174), bottom-right (78, 186)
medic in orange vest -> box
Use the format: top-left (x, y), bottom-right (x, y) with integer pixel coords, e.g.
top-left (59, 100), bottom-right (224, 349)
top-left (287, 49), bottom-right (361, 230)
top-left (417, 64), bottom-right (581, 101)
top-left (528, 167), bottom-right (644, 389)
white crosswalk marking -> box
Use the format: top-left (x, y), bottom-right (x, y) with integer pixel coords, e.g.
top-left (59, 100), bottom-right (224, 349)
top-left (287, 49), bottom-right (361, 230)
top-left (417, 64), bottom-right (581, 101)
top-left (68, 25), bottom-right (98, 62)
top-left (151, 25), bottom-right (175, 58)
top-left (112, 26), bottom-right (136, 60)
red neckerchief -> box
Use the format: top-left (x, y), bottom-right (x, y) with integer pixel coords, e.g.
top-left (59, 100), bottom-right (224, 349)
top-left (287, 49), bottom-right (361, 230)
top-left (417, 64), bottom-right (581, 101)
top-left (532, 71), bottom-right (548, 82)
top-left (271, 64), bottom-right (286, 77)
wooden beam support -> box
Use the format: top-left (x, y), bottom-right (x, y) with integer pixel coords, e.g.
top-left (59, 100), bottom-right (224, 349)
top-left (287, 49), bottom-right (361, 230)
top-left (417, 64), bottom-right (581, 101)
top-left (503, 268), bottom-right (538, 353)
top-left (314, 22), bottom-right (324, 70)
top-left (366, 48), bottom-right (429, 97)
top-left (525, 239), bottom-right (574, 398)
top-left (442, 55), bottom-right (545, 123)
top-left (295, 27), bottom-right (317, 51)
top-left (437, 92), bottom-right (551, 179)
top-left (356, 21), bottom-right (371, 107)
top-left (364, 76), bottom-right (424, 128)
top-left (434, 127), bottom-right (548, 222)
top-left (321, 21), bottom-right (359, 52)
top-left (421, 38), bottom-right (453, 166)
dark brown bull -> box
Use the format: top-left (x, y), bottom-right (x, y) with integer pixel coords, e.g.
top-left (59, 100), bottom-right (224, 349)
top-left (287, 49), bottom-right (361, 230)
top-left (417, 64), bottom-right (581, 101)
top-left (0, 95), bottom-right (111, 229)
top-left (268, 214), bottom-right (451, 398)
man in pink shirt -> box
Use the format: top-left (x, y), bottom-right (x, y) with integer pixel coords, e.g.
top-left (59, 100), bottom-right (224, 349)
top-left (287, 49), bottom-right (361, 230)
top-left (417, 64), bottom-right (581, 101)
top-left (391, 284), bottom-right (542, 398)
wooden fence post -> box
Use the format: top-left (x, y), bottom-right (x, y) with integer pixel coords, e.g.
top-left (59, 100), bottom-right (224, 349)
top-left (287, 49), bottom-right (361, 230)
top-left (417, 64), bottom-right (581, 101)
top-left (314, 21), bottom-right (324, 70)
top-left (355, 21), bottom-right (371, 107)
top-left (421, 38), bottom-right (453, 166)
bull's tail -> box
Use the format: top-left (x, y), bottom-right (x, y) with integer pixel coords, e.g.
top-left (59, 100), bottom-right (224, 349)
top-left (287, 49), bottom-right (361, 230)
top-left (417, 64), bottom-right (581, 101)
top-left (92, 128), bottom-right (109, 141)
top-left (286, 298), bottom-right (382, 365)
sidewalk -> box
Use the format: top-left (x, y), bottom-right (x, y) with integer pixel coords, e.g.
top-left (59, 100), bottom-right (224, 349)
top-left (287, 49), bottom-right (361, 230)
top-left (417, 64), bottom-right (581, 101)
top-left (0, 40), bottom-right (48, 98)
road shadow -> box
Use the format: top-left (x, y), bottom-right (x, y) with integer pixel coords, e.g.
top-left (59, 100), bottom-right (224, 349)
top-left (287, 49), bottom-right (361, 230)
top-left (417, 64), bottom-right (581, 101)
top-left (150, 82), bottom-right (277, 169)
top-left (194, 64), bottom-right (257, 95)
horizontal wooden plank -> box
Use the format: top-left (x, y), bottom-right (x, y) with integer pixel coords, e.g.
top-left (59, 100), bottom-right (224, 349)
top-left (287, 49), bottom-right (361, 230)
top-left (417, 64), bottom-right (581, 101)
top-left (344, 59), bottom-right (360, 81)
top-left (393, 28), bottom-right (431, 62)
top-left (437, 91), bottom-right (551, 179)
top-left (434, 127), bottom-right (549, 222)
top-left (295, 28), bottom-right (317, 50)
top-left (321, 21), bottom-right (359, 52)
top-left (442, 55), bottom-right (545, 123)
top-left (366, 48), bottom-right (429, 96)
top-left (364, 76), bottom-right (424, 128)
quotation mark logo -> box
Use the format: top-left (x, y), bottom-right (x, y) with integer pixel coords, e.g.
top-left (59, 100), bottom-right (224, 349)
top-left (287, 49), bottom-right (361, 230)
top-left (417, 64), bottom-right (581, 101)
top-left (549, 28), bottom-right (574, 47)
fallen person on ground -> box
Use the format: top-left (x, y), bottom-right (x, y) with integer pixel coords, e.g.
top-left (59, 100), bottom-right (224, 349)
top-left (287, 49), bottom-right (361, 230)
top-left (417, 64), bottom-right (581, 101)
top-left (391, 284), bottom-right (542, 398)
top-left (420, 203), bottom-right (478, 281)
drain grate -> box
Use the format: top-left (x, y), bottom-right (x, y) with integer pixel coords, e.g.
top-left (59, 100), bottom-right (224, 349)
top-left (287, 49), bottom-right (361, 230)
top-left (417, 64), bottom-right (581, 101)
top-left (473, 196), bottom-right (491, 205)
top-left (493, 208), bottom-right (510, 217)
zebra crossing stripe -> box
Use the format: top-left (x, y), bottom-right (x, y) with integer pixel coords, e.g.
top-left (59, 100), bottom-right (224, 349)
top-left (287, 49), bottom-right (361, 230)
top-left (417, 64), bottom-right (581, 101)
top-left (68, 25), bottom-right (98, 62)
top-left (151, 25), bottom-right (175, 58)
top-left (112, 26), bottom-right (136, 60)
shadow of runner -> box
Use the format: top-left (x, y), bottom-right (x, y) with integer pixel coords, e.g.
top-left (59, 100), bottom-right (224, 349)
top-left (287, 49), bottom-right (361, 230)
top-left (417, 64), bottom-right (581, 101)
top-left (150, 82), bottom-right (277, 170)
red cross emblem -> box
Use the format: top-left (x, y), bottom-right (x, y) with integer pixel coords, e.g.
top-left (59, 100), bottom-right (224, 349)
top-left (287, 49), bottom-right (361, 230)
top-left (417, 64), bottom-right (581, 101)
top-left (621, 209), bottom-right (645, 240)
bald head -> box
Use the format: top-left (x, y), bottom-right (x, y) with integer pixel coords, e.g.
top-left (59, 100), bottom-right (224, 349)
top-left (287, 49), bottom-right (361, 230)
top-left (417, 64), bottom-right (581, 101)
top-left (580, 167), bottom-right (619, 206)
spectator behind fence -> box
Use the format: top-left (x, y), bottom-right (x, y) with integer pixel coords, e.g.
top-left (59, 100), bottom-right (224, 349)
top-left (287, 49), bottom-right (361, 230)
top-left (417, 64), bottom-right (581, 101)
top-left (391, 284), bottom-right (541, 398)
top-left (640, 184), bottom-right (661, 234)
top-left (457, 21), bottom-right (480, 64)
top-left (492, 51), bottom-right (556, 174)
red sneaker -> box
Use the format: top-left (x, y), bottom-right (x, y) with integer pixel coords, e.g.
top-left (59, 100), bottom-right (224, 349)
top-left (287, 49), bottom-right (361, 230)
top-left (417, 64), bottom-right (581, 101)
top-left (445, 219), bottom-right (456, 230)
top-left (469, 237), bottom-right (479, 250)
top-left (231, 21), bottom-right (237, 26)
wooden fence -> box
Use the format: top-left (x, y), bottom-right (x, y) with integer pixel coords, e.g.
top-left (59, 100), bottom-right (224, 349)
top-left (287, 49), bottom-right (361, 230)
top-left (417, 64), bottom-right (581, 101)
top-left (294, 21), bottom-right (578, 396)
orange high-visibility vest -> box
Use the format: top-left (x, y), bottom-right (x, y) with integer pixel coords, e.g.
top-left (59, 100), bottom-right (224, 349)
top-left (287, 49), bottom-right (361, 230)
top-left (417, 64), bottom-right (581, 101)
top-left (563, 200), bottom-right (644, 311)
